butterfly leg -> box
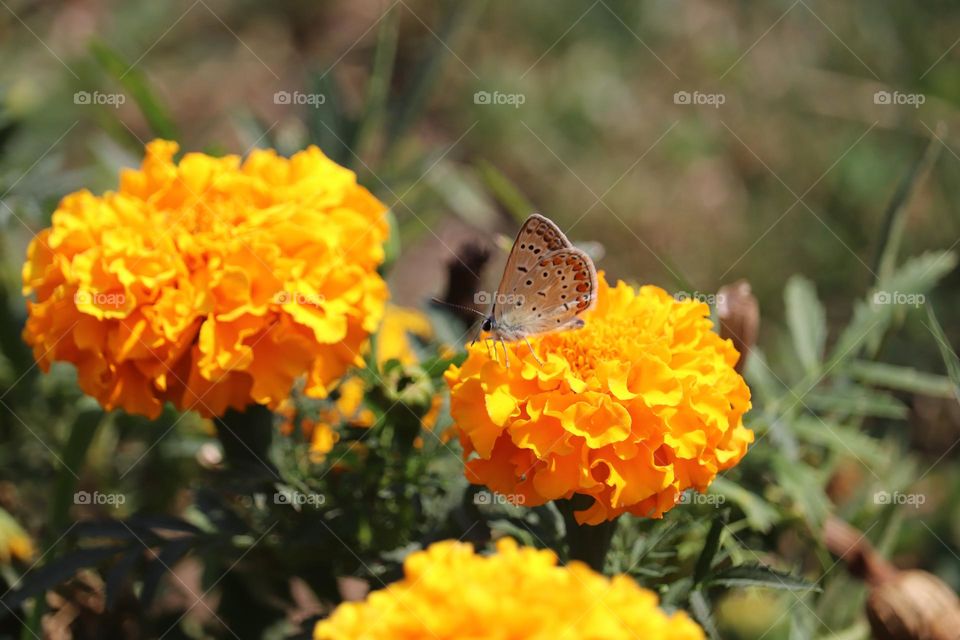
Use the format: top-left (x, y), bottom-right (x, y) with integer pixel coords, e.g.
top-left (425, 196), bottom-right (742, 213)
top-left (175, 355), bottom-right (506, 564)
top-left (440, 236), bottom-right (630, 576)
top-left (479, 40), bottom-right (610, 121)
top-left (500, 337), bottom-right (510, 369)
top-left (523, 336), bottom-right (543, 367)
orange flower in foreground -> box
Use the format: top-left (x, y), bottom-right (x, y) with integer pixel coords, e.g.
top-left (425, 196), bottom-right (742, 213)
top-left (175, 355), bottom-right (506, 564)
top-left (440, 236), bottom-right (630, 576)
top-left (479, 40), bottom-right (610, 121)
top-left (314, 538), bottom-right (705, 640)
top-left (22, 140), bottom-right (388, 419)
top-left (444, 273), bottom-right (753, 524)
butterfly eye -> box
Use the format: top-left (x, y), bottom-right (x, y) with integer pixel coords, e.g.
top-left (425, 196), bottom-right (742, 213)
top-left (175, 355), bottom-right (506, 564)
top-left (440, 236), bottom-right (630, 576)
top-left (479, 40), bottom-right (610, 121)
top-left (481, 319), bottom-right (492, 332)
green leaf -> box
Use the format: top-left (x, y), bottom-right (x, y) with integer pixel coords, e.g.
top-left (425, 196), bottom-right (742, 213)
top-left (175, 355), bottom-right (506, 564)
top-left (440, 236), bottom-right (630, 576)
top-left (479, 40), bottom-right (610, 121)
top-left (802, 387), bottom-right (908, 419)
top-left (710, 477), bottom-right (779, 533)
top-left (705, 563), bottom-right (820, 592)
top-left (688, 590), bottom-right (721, 640)
top-left (385, 2), bottom-right (486, 151)
top-left (772, 455), bottom-right (830, 529)
top-left (829, 251), bottom-right (957, 368)
top-left (476, 160), bottom-right (536, 222)
top-left (846, 359), bottom-right (956, 398)
top-left (789, 416), bottom-right (887, 467)
top-left (307, 72), bottom-right (358, 167)
top-left (925, 306), bottom-right (960, 402)
top-left (785, 276), bottom-right (827, 376)
top-left (2, 546), bottom-right (126, 611)
top-left (89, 41), bottom-right (178, 140)
top-left (353, 4), bottom-right (400, 158)
top-left (873, 130), bottom-right (943, 286)
top-left (693, 511), bottom-right (728, 585)
top-left (139, 538), bottom-right (195, 609)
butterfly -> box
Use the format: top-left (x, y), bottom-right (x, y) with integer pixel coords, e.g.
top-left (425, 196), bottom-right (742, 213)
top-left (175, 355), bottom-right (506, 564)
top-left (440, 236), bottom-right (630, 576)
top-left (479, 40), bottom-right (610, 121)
top-left (477, 214), bottom-right (598, 367)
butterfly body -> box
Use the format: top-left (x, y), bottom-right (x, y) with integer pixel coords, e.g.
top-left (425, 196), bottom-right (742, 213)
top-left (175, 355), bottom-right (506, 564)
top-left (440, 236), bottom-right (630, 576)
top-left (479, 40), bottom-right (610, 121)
top-left (478, 214), bottom-right (598, 365)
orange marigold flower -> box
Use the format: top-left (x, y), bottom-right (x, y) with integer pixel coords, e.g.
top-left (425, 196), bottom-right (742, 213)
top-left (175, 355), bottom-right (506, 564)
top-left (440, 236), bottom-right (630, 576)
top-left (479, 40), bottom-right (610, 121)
top-left (444, 273), bottom-right (753, 524)
top-left (314, 538), bottom-right (704, 640)
top-left (22, 140), bottom-right (388, 419)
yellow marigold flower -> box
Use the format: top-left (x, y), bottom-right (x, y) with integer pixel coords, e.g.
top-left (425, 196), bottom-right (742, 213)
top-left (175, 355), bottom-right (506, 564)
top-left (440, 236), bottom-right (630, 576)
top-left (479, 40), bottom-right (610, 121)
top-left (444, 273), bottom-right (753, 524)
top-left (0, 508), bottom-right (33, 564)
top-left (376, 303), bottom-right (433, 366)
top-left (22, 140), bottom-right (388, 419)
top-left (314, 537), bottom-right (704, 640)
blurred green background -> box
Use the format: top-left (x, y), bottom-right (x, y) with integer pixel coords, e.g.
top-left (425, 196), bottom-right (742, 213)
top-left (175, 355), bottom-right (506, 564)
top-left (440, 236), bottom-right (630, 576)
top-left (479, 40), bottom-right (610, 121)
top-left (1, 1), bottom-right (960, 639)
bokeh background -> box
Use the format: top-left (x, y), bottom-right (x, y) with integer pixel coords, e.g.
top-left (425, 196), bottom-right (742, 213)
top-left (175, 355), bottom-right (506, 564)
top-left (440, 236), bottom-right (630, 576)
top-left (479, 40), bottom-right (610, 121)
top-left (1, 1), bottom-right (959, 639)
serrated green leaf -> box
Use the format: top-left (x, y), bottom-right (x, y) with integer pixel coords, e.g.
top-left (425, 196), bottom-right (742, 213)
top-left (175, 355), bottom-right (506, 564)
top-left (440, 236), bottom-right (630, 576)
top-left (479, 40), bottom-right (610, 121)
top-left (925, 306), bottom-right (960, 402)
top-left (829, 251), bottom-right (957, 367)
top-left (2, 546), bottom-right (127, 611)
top-left (785, 276), bottom-right (827, 376)
top-left (705, 564), bottom-right (819, 592)
top-left (689, 590), bottom-right (721, 640)
top-left (789, 416), bottom-right (887, 466)
top-left (846, 359), bottom-right (956, 398)
top-left (803, 387), bottom-right (908, 419)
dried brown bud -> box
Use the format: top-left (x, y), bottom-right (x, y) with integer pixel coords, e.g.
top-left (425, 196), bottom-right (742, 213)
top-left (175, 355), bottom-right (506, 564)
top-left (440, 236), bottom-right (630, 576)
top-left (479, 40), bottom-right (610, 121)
top-left (825, 516), bottom-right (960, 640)
top-left (716, 279), bottom-right (759, 374)
top-left (868, 571), bottom-right (960, 640)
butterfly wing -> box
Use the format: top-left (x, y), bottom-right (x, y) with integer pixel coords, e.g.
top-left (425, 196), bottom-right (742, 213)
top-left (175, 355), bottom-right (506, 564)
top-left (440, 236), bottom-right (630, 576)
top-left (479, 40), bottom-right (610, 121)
top-left (495, 247), bottom-right (598, 337)
top-left (494, 214), bottom-right (573, 322)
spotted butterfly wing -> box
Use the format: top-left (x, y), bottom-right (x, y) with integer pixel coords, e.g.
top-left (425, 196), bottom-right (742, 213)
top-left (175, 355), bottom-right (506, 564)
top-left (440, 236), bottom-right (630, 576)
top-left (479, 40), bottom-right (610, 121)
top-left (494, 214), bottom-right (597, 337)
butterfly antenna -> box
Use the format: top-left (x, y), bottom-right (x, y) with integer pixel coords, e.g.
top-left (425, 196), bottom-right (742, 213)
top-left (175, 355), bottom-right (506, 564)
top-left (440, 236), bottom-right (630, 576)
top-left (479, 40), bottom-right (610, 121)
top-left (523, 336), bottom-right (543, 367)
top-left (429, 297), bottom-right (488, 319)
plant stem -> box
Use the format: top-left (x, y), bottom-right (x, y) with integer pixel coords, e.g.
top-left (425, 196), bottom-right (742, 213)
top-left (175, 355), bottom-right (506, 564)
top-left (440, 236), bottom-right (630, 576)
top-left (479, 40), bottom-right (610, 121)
top-left (557, 494), bottom-right (617, 572)
top-left (214, 404), bottom-right (275, 473)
